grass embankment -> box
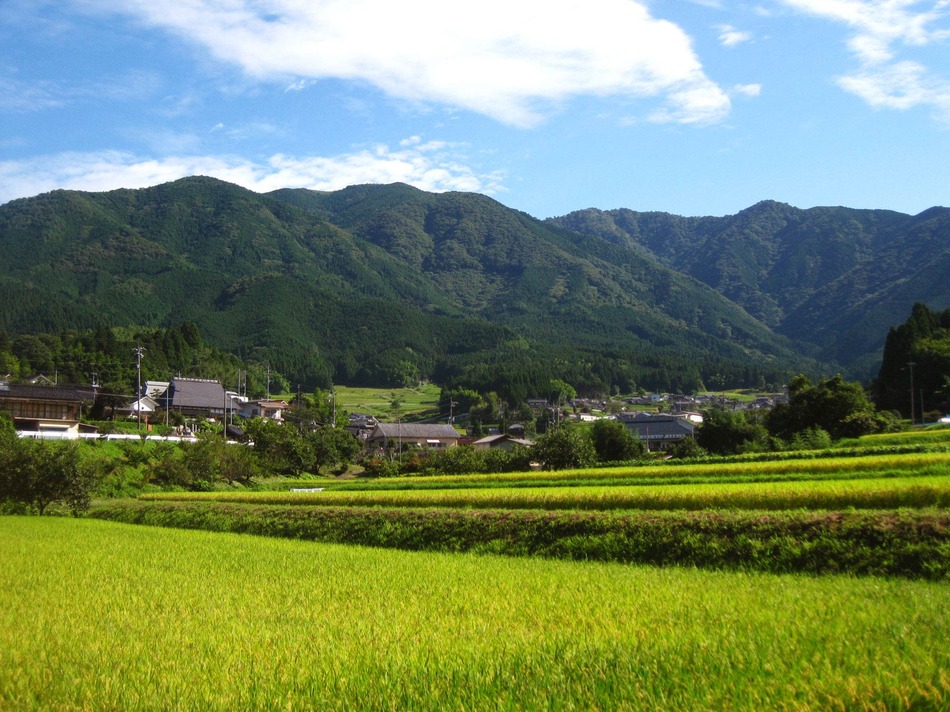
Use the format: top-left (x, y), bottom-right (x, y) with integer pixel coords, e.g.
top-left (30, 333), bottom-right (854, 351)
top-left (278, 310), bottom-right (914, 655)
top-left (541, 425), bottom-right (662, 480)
top-left (3, 517), bottom-right (948, 710)
top-left (108, 448), bottom-right (950, 577)
top-left (90, 500), bottom-right (950, 579)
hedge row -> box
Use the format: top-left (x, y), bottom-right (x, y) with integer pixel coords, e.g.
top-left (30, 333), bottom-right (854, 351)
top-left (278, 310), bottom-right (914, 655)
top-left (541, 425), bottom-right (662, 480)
top-left (89, 501), bottom-right (950, 580)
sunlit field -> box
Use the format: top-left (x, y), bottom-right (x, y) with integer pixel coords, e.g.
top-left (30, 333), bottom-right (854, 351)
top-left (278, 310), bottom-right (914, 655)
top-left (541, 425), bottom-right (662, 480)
top-left (2, 517), bottom-right (948, 710)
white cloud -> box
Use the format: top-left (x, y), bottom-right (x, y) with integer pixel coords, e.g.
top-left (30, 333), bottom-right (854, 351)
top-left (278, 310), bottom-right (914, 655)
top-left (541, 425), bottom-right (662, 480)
top-left (0, 78), bottom-right (65, 112)
top-left (0, 69), bottom-right (162, 113)
top-left (0, 141), bottom-right (507, 205)
top-left (837, 59), bottom-right (950, 118)
top-left (733, 83), bottom-right (763, 96)
top-left (74, 0), bottom-right (731, 126)
top-left (717, 24), bottom-right (754, 46)
top-left (779, 0), bottom-right (950, 119)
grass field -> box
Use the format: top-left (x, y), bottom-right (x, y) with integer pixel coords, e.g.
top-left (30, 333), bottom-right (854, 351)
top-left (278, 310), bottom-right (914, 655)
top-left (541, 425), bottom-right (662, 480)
top-left (2, 517), bottom-right (948, 710)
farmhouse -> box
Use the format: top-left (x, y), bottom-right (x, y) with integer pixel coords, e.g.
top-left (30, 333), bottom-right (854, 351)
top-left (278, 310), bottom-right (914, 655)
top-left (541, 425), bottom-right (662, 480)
top-left (162, 378), bottom-right (229, 418)
top-left (237, 399), bottom-right (290, 421)
top-left (618, 412), bottom-right (695, 452)
top-left (367, 423), bottom-right (461, 450)
top-left (0, 382), bottom-right (94, 439)
top-left (472, 433), bottom-right (535, 450)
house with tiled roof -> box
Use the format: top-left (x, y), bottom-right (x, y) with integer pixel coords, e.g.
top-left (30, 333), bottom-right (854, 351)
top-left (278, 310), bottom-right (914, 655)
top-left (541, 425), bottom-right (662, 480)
top-left (472, 433), bottom-right (535, 450)
top-left (617, 412), bottom-right (695, 452)
top-left (0, 382), bottom-right (94, 438)
top-left (237, 399), bottom-right (291, 421)
top-left (162, 378), bottom-right (229, 418)
top-left (367, 423), bottom-right (461, 450)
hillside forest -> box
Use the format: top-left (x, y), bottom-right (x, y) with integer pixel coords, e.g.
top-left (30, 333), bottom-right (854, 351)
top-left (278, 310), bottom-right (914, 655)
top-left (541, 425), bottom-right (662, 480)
top-left (0, 178), bottom-right (947, 401)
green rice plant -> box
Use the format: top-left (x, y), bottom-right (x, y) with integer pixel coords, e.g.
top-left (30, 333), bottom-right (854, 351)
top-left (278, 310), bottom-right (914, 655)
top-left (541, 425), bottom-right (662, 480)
top-left (142, 473), bottom-right (950, 511)
top-left (836, 428), bottom-right (950, 448)
top-left (1, 517), bottom-right (948, 710)
top-left (273, 449), bottom-right (950, 493)
top-left (357, 450), bottom-right (950, 489)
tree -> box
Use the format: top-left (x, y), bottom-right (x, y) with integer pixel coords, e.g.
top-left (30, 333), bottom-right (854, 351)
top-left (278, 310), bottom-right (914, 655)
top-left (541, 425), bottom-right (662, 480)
top-left (874, 303), bottom-right (950, 417)
top-left (533, 426), bottom-right (596, 470)
top-left (767, 374), bottom-right (882, 441)
top-left (696, 409), bottom-right (769, 455)
top-left (218, 442), bottom-right (258, 486)
top-left (0, 439), bottom-right (98, 515)
top-left (590, 419), bottom-right (645, 462)
top-left (303, 427), bottom-right (361, 475)
top-left (549, 379), bottom-right (576, 407)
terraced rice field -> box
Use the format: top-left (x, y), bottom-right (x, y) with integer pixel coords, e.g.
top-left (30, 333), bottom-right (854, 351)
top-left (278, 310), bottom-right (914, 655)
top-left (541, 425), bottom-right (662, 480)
top-left (7, 429), bottom-right (948, 708)
top-left (2, 517), bottom-right (948, 710)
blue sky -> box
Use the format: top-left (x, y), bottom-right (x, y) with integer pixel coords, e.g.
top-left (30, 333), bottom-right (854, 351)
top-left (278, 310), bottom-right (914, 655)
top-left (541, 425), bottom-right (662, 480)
top-left (1, 0), bottom-right (948, 218)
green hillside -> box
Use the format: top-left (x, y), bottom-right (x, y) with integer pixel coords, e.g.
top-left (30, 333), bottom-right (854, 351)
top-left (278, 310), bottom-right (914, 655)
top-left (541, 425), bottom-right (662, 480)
top-left (3, 176), bottom-right (943, 396)
top-left (550, 202), bottom-right (950, 375)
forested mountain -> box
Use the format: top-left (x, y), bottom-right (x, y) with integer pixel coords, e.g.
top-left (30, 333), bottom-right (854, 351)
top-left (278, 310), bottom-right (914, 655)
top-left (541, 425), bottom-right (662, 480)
top-left (550, 202), bottom-right (950, 377)
top-left (0, 177), bottom-right (945, 398)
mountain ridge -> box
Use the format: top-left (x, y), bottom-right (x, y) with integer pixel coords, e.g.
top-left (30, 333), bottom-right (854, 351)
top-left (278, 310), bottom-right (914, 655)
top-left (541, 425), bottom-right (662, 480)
top-left (0, 176), bottom-right (945, 394)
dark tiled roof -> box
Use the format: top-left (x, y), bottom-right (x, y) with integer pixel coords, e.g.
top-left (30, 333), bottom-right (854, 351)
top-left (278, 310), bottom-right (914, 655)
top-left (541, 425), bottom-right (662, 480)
top-left (619, 413), bottom-right (695, 439)
top-left (370, 423), bottom-right (460, 440)
top-left (0, 383), bottom-right (89, 402)
top-left (168, 378), bottom-right (227, 410)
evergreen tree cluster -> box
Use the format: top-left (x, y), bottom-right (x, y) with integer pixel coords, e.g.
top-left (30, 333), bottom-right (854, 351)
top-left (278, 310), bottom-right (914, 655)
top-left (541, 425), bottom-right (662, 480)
top-left (875, 303), bottom-right (950, 420)
top-left (0, 324), bottom-right (289, 400)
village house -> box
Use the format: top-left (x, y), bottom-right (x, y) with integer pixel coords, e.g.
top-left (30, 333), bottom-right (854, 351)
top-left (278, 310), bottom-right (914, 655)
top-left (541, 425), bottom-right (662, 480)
top-left (162, 377), bottom-right (229, 419)
top-left (617, 412), bottom-right (695, 452)
top-left (0, 382), bottom-right (95, 439)
top-left (236, 399), bottom-right (291, 421)
top-left (366, 423), bottom-right (461, 450)
top-left (471, 433), bottom-right (535, 451)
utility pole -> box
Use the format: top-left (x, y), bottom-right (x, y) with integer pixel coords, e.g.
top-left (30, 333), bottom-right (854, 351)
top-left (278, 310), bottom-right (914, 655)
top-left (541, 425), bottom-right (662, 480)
top-left (330, 388), bottom-right (336, 427)
top-left (908, 361), bottom-right (916, 425)
top-left (223, 383), bottom-right (228, 442)
top-left (133, 345), bottom-right (145, 431)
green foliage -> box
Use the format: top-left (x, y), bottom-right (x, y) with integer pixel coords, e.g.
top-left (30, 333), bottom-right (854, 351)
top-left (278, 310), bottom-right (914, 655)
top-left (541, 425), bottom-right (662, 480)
top-left (767, 374), bottom-right (883, 440)
top-left (303, 427), bottom-right (361, 475)
top-left (788, 426), bottom-right (833, 451)
top-left (241, 417), bottom-right (361, 478)
top-left (533, 426), bottom-right (597, 470)
top-left (0, 438), bottom-right (98, 515)
top-left (417, 445), bottom-right (533, 477)
top-left (875, 302), bottom-right (950, 418)
top-left (666, 436), bottom-right (706, 459)
top-left (696, 408), bottom-right (770, 455)
top-left (590, 419), bottom-right (646, 462)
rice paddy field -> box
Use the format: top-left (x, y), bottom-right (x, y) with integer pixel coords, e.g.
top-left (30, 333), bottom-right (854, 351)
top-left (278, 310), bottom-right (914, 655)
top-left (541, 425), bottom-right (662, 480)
top-left (2, 516), bottom-right (948, 710)
top-left (6, 428), bottom-right (950, 708)
top-left (328, 384), bottom-right (444, 420)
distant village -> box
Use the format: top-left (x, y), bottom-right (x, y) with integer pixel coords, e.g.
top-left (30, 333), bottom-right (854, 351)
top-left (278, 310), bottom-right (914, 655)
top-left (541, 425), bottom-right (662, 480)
top-left (0, 373), bottom-right (789, 455)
